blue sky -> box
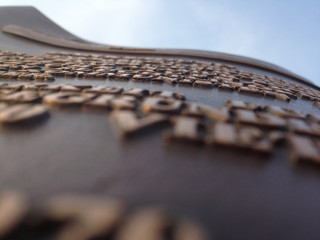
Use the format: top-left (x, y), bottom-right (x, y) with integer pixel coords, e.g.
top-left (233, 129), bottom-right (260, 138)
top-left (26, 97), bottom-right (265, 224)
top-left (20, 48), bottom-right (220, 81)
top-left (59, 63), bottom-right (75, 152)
top-left (0, 0), bottom-right (319, 85)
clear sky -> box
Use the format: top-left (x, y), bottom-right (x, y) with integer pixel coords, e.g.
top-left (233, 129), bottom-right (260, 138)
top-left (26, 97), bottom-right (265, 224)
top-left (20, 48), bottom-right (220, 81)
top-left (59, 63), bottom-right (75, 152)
top-left (0, 0), bottom-right (319, 85)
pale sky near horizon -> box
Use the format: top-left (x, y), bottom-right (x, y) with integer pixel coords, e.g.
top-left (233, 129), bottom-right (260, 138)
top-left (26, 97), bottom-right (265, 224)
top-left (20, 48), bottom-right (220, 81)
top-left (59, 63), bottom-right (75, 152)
top-left (0, 0), bottom-right (319, 85)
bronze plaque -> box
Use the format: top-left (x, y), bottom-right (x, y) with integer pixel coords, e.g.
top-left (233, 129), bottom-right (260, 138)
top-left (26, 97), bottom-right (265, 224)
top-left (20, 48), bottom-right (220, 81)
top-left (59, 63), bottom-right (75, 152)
top-left (0, 6), bottom-right (320, 240)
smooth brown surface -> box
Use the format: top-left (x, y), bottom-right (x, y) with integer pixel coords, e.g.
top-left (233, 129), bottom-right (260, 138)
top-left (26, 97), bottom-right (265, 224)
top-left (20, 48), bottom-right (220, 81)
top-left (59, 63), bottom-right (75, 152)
top-left (0, 6), bottom-right (320, 240)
